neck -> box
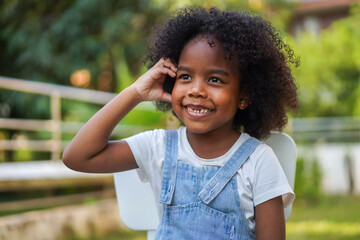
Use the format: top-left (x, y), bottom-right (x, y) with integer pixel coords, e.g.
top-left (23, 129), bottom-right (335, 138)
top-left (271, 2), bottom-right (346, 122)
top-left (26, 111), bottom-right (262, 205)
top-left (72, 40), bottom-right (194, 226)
top-left (186, 128), bottom-right (240, 159)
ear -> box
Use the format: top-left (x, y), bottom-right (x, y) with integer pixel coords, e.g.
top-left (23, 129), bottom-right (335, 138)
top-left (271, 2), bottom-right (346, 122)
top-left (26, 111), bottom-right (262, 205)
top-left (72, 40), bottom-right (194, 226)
top-left (238, 86), bottom-right (249, 110)
top-left (238, 99), bottom-right (248, 110)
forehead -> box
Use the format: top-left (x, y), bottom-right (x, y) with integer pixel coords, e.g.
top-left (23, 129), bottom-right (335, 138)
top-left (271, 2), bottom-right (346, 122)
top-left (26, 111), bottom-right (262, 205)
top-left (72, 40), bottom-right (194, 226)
top-left (178, 37), bottom-right (239, 75)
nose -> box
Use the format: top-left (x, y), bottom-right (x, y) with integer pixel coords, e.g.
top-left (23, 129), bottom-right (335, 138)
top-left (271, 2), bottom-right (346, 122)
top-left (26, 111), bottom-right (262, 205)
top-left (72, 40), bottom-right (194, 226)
top-left (187, 80), bottom-right (207, 98)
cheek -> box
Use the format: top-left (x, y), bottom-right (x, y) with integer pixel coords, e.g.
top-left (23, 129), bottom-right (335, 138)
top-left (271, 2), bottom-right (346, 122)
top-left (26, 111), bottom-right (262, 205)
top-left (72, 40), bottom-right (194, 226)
top-left (212, 89), bottom-right (236, 102)
top-left (171, 83), bottom-right (182, 108)
top-left (212, 89), bottom-right (241, 110)
top-left (171, 82), bottom-right (184, 100)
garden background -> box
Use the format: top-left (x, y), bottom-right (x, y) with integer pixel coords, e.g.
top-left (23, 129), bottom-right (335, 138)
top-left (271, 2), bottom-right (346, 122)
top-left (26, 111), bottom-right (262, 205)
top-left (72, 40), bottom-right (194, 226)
top-left (0, 0), bottom-right (360, 239)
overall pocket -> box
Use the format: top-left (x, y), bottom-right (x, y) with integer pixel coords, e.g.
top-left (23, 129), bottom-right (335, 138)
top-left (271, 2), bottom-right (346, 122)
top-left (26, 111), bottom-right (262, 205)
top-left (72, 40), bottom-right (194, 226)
top-left (156, 202), bottom-right (235, 240)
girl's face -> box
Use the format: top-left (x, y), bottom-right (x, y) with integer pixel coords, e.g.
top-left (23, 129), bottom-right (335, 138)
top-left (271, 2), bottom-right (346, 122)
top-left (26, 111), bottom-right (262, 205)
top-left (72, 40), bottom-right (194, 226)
top-left (171, 37), bottom-right (245, 135)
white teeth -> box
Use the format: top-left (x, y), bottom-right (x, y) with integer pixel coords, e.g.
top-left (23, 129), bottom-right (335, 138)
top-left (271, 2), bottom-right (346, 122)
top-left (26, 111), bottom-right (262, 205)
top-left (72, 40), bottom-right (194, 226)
top-left (187, 107), bottom-right (211, 114)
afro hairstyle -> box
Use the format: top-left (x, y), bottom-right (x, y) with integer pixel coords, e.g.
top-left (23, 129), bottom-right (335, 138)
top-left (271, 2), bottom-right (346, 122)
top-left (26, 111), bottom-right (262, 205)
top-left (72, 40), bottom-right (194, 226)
top-left (146, 6), bottom-right (299, 139)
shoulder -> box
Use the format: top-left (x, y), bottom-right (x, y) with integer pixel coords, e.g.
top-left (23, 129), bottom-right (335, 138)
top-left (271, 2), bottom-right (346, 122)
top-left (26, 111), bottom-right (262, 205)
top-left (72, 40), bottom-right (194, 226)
top-left (238, 134), bottom-right (279, 190)
top-left (240, 133), bottom-right (277, 166)
top-left (242, 133), bottom-right (284, 182)
top-left (125, 128), bottom-right (166, 147)
top-left (123, 129), bottom-right (167, 182)
top-left (125, 127), bottom-right (184, 141)
top-left (124, 127), bottom-right (186, 159)
top-left (124, 129), bottom-right (167, 164)
top-left (239, 133), bottom-right (294, 204)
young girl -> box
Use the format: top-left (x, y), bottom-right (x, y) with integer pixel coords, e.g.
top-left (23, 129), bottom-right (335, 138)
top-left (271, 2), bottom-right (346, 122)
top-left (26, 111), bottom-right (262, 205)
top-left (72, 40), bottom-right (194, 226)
top-left (63, 6), bottom-right (298, 240)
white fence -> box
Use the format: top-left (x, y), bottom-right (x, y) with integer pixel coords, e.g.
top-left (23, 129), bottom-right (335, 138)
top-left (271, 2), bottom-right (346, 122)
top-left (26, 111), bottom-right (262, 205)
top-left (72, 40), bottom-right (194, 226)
top-left (0, 76), bottom-right (154, 161)
top-left (298, 143), bottom-right (360, 194)
top-left (290, 116), bottom-right (360, 142)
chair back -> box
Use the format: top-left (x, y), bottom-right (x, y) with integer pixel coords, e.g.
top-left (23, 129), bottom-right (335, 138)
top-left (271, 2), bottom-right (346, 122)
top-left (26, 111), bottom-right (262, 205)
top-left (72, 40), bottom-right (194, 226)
top-left (264, 132), bottom-right (297, 220)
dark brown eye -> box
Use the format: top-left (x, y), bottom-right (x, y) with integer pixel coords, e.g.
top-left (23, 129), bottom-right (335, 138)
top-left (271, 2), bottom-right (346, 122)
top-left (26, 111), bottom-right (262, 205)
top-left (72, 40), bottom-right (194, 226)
top-left (209, 77), bottom-right (222, 83)
top-left (179, 74), bottom-right (191, 81)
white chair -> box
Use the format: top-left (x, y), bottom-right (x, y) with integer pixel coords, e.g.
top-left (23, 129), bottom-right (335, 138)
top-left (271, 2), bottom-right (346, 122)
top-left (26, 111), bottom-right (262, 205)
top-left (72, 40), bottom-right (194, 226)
top-left (114, 132), bottom-right (296, 240)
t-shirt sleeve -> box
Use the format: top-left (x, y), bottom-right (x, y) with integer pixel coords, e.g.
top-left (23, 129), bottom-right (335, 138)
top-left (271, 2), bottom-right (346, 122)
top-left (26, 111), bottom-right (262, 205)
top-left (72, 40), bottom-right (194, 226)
top-left (124, 129), bottom-right (166, 182)
top-left (252, 145), bottom-right (295, 208)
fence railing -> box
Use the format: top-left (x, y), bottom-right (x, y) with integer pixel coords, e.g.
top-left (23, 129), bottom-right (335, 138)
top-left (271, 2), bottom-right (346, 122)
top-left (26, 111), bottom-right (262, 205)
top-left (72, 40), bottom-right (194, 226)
top-left (0, 76), bottom-right (155, 161)
top-left (0, 76), bottom-right (161, 212)
top-left (290, 116), bottom-right (360, 142)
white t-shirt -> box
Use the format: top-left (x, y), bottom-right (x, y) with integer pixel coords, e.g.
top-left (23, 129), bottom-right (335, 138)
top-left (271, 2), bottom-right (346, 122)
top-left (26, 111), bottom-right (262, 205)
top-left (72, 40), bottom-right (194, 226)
top-left (125, 127), bottom-right (294, 233)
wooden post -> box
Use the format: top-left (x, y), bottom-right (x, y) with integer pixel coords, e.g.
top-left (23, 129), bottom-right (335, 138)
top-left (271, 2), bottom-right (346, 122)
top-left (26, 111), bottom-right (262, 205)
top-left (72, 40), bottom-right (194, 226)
top-left (51, 92), bottom-right (61, 161)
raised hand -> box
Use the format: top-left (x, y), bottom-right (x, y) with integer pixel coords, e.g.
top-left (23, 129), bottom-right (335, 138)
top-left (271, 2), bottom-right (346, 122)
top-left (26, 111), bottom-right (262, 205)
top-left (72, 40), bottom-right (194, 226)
top-left (62, 58), bottom-right (177, 173)
top-left (130, 58), bottom-right (177, 103)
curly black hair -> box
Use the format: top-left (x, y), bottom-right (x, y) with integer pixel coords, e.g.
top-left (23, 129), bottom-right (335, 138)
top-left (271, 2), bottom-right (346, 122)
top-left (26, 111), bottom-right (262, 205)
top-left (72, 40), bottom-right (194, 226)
top-left (146, 6), bottom-right (299, 139)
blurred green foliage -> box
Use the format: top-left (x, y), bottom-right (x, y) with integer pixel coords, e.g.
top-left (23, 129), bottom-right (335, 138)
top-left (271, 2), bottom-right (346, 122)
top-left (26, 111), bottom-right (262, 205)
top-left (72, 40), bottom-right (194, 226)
top-left (0, 0), bottom-right (169, 121)
top-left (294, 157), bottom-right (322, 201)
top-left (291, 2), bottom-right (360, 117)
top-left (0, 0), bottom-right (167, 84)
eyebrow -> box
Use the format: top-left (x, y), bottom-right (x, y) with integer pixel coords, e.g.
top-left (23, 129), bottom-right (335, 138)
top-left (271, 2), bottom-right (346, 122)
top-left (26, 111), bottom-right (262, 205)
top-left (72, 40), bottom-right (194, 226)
top-left (177, 66), bottom-right (229, 76)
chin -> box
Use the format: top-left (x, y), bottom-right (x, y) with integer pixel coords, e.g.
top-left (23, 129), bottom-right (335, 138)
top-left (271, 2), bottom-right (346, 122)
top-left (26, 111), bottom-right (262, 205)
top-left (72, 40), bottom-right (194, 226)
top-left (184, 124), bottom-right (213, 134)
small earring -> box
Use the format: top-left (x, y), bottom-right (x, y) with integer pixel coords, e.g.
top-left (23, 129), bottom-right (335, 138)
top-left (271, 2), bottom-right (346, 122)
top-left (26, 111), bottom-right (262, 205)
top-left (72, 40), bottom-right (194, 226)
top-left (240, 102), bottom-right (246, 110)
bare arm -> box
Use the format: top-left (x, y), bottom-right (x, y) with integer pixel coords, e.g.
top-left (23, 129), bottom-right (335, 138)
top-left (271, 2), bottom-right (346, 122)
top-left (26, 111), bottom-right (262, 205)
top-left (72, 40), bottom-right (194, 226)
top-left (62, 58), bottom-right (177, 173)
top-left (255, 196), bottom-right (286, 240)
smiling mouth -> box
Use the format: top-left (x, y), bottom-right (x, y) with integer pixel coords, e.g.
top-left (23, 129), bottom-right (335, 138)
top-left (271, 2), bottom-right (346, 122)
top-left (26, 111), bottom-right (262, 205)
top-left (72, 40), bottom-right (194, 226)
top-left (186, 106), bottom-right (214, 114)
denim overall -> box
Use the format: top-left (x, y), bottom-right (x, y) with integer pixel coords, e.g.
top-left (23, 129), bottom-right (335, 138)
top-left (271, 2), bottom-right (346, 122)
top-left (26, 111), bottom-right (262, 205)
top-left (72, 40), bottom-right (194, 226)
top-left (155, 130), bottom-right (261, 240)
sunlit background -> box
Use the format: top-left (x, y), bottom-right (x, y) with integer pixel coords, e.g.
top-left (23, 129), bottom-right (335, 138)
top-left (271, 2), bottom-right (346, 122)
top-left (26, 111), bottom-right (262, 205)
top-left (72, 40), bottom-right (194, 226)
top-left (0, 0), bottom-right (359, 239)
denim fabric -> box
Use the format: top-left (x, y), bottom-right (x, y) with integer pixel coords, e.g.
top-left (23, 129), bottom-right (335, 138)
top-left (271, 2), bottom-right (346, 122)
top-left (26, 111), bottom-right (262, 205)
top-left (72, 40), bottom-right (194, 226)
top-left (155, 130), bottom-right (260, 240)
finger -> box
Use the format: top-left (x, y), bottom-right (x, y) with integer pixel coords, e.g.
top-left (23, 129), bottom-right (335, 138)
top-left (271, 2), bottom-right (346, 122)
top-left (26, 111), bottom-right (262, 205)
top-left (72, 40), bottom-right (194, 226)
top-left (160, 92), bottom-right (172, 103)
top-left (162, 59), bottom-right (177, 72)
top-left (157, 66), bottom-right (177, 78)
top-left (155, 58), bottom-right (177, 72)
top-left (155, 58), bottom-right (167, 67)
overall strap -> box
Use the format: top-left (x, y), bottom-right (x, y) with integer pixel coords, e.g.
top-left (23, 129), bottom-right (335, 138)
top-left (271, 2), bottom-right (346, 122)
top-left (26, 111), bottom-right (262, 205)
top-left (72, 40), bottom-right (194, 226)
top-left (159, 130), bottom-right (179, 205)
top-left (198, 137), bottom-right (261, 204)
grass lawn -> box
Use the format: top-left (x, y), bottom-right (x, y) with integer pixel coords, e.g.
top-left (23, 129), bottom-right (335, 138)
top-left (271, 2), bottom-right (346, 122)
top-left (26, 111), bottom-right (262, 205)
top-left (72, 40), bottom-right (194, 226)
top-left (77, 195), bottom-right (360, 240)
top-left (287, 195), bottom-right (360, 240)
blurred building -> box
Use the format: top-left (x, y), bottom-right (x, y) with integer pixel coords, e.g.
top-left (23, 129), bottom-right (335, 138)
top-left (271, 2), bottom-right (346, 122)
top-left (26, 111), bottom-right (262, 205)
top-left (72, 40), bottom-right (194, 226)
top-left (289, 0), bottom-right (359, 37)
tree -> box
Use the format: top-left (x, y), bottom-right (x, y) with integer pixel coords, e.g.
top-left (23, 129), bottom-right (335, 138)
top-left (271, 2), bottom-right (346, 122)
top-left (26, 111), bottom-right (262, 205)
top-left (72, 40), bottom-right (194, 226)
top-left (0, 0), bottom-right (171, 122)
top-left (0, 0), bottom-right (168, 88)
top-left (291, 2), bottom-right (360, 117)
